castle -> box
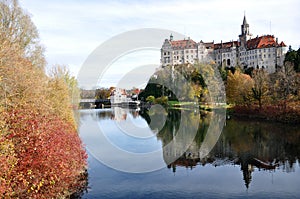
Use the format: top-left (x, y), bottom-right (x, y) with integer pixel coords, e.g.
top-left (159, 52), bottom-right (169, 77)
top-left (161, 15), bottom-right (287, 73)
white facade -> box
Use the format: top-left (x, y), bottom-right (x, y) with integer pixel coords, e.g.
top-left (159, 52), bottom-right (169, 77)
top-left (161, 15), bottom-right (287, 73)
top-left (110, 88), bottom-right (129, 104)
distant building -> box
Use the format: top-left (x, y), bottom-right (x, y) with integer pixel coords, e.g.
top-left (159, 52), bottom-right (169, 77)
top-left (161, 15), bottom-right (287, 73)
top-left (110, 88), bottom-right (129, 104)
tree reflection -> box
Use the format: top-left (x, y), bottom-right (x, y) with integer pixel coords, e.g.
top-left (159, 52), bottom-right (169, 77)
top-left (141, 108), bottom-right (300, 188)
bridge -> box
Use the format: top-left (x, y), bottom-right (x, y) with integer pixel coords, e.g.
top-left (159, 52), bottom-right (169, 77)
top-left (80, 98), bottom-right (111, 108)
top-left (80, 99), bottom-right (110, 103)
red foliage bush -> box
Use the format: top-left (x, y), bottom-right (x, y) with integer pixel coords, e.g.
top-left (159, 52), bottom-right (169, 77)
top-left (233, 104), bottom-right (300, 124)
top-left (2, 108), bottom-right (87, 198)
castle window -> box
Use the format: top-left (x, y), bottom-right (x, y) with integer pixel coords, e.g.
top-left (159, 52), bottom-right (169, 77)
top-left (227, 59), bottom-right (231, 66)
top-left (264, 54), bottom-right (266, 58)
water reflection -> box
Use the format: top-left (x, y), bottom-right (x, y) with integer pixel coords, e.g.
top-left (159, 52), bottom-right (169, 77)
top-left (79, 107), bottom-right (300, 198)
top-left (143, 108), bottom-right (300, 188)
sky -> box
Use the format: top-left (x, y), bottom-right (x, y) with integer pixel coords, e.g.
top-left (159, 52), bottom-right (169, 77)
top-left (19, 0), bottom-right (300, 88)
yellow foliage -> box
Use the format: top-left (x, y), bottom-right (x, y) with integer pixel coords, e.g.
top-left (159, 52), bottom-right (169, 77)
top-left (226, 70), bottom-right (254, 105)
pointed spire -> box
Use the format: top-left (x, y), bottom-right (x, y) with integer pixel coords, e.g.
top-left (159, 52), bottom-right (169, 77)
top-left (243, 12), bottom-right (248, 25)
top-left (240, 12), bottom-right (250, 37)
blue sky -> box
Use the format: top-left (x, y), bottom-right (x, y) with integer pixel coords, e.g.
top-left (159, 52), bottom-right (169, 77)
top-left (19, 0), bottom-right (300, 88)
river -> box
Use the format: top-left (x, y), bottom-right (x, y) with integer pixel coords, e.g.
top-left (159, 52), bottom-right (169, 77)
top-left (78, 107), bottom-right (300, 199)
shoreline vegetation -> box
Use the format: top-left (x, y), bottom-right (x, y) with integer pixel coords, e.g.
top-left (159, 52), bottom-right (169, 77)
top-left (144, 101), bottom-right (300, 124)
top-left (167, 102), bottom-right (300, 124)
top-left (138, 59), bottom-right (300, 124)
top-left (0, 0), bottom-right (87, 198)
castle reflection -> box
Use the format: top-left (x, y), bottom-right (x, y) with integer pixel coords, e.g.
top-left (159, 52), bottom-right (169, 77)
top-left (94, 107), bottom-right (300, 188)
top-left (143, 108), bottom-right (300, 188)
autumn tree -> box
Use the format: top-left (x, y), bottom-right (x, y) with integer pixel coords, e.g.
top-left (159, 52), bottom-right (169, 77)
top-left (0, 0), bottom-right (45, 68)
top-left (226, 70), bottom-right (254, 106)
top-left (0, 1), bottom-right (87, 197)
top-left (252, 69), bottom-right (270, 109)
top-left (48, 65), bottom-right (80, 127)
top-left (271, 62), bottom-right (298, 109)
top-left (95, 88), bottom-right (111, 99)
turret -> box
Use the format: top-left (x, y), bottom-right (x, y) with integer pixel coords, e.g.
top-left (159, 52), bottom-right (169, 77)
top-left (241, 15), bottom-right (250, 35)
top-left (170, 34), bottom-right (173, 41)
top-left (239, 14), bottom-right (252, 48)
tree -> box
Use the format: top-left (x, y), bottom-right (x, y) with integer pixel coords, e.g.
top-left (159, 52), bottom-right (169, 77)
top-left (226, 70), bottom-right (254, 106)
top-left (0, 0), bottom-right (45, 68)
top-left (284, 46), bottom-right (300, 73)
top-left (0, 1), bottom-right (87, 197)
top-left (272, 62), bottom-right (297, 110)
top-left (48, 65), bottom-right (79, 127)
top-left (251, 69), bottom-right (270, 109)
top-left (146, 95), bottom-right (155, 103)
top-left (95, 88), bottom-right (110, 99)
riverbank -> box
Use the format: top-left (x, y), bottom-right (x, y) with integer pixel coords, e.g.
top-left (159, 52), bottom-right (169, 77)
top-left (229, 104), bottom-right (300, 124)
top-left (166, 101), bottom-right (300, 124)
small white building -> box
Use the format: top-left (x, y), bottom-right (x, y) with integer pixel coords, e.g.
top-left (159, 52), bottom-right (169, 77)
top-left (110, 88), bottom-right (129, 104)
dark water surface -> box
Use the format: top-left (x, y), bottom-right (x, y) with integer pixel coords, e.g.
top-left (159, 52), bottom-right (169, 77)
top-left (79, 108), bottom-right (300, 199)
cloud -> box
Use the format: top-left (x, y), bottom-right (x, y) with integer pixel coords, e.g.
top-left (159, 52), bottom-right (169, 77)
top-left (19, 0), bottom-right (300, 87)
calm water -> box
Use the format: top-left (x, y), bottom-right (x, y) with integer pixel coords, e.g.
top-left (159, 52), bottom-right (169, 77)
top-left (79, 108), bottom-right (300, 199)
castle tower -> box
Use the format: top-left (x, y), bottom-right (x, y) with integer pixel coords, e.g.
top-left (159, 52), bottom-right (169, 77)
top-left (241, 15), bottom-right (249, 35)
top-left (239, 14), bottom-right (252, 48)
top-left (170, 33), bottom-right (173, 41)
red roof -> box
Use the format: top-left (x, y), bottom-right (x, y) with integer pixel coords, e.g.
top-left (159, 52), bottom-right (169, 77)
top-left (247, 35), bottom-right (286, 49)
top-left (279, 41), bottom-right (286, 47)
top-left (204, 42), bottom-right (214, 49)
top-left (214, 41), bottom-right (239, 49)
top-left (171, 39), bottom-right (197, 49)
